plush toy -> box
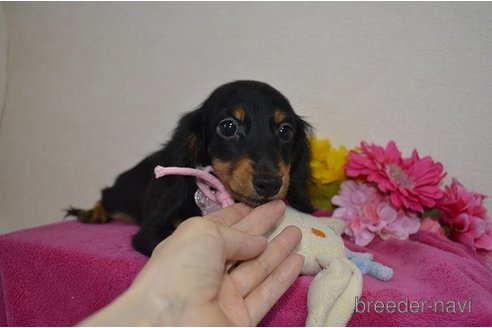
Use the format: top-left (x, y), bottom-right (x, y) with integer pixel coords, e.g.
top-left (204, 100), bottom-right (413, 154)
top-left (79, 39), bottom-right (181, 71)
top-left (155, 166), bottom-right (363, 326)
top-left (267, 206), bottom-right (363, 326)
top-left (346, 250), bottom-right (393, 281)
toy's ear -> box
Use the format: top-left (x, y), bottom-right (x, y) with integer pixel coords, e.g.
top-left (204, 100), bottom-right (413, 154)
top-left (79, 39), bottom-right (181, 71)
top-left (286, 116), bottom-right (314, 213)
top-left (164, 107), bottom-right (208, 166)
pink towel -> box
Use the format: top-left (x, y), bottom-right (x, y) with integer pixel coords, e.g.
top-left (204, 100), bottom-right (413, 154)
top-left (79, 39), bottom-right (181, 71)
top-left (0, 220), bottom-right (146, 326)
top-left (1, 219), bottom-right (491, 326)
top-left (260, 231), bottom-right (492, 326)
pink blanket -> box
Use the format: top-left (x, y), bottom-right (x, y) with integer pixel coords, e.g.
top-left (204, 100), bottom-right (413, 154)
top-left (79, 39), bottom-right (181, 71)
top-left (0, 219), bottom-right (491, 326)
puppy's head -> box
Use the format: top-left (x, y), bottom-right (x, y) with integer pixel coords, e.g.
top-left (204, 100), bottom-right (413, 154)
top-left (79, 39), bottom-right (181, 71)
top-left (181, 80), bottom-right (313, 211)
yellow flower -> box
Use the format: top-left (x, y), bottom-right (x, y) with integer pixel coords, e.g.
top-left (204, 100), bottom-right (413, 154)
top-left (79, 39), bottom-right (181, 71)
top-left (308, 137), bottom-right (350, 210)
top-left (308, 180), bottom-right (343, 211)
top-left (310, 138), bottom-right (348, 184)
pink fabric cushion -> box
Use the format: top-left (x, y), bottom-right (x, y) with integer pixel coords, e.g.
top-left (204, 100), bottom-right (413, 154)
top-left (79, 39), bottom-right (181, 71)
top-left (0, 219), bottom-right (491, 326)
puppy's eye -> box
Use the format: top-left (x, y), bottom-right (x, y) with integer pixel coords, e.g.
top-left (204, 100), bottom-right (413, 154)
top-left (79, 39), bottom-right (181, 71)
top-left (217, 119), bottom-right (239, 138)
top-left (277, 123), bottom-right (294, 143)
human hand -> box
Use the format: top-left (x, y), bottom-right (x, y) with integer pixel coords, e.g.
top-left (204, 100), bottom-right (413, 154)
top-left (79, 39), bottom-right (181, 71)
top-left (79, 200), bottom-right (303, 326)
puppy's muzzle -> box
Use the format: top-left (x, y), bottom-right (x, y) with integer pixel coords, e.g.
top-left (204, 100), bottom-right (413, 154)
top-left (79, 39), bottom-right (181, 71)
top-left (252, 174), bottom-right (282, 198)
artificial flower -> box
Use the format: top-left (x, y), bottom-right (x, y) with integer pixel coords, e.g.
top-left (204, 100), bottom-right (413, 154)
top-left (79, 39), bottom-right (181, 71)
top-left (419, 217), bottom-right (446, 237)
top-left (345, 141), bottom-right (446, 213)
top-left (308, 138), bottom-right (349, 210)
top-left (332, 180), bottom-right (420, 246)
top-left (310, 138), bottom-right (348, 184)
top-left (438, 178), bottom-right (492, 251)
top-left (308, 180), bottom-right (342, 211)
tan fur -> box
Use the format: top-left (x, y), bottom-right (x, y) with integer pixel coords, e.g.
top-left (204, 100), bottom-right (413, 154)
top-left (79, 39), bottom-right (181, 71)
top-left (232, 107), bottom-right (246, 122)
top-left (186, 133), bottom-right (199, 161)
top-left (84, 200), bottom-right (109, 223)
top-left (278, 160), bottom-right (291, 199)
top-left (212, 157), bottom-right (290, 205)
top-left (274, 110), bottom-right (287, 124)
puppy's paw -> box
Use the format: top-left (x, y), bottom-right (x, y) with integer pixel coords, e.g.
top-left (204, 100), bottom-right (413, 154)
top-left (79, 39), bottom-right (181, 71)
top-left (65, 200), bottom-right (109, 223)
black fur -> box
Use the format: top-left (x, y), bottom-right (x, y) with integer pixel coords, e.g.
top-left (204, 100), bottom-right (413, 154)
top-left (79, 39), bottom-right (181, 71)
top-left (69, 80), bottom-right (313, 256)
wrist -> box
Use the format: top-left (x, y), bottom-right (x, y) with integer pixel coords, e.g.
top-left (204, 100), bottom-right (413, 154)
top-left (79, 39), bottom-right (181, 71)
top-left (78, 285), bottom-right (182, 326)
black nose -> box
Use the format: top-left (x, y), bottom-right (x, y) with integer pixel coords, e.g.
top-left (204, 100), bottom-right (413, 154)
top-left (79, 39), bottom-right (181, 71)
top-left (253, 175), bottom-right (282, 198)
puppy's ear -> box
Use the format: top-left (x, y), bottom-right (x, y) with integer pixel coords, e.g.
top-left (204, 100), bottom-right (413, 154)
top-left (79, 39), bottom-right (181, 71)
top-left (163, 108), bottom-right (208, 166)
top-left (286, 116), bottom-right (314, 213)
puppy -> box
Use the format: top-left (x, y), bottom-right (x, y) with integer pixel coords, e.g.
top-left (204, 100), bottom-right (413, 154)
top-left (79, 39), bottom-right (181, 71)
top-left (68, 80), bottom-right (313, 256)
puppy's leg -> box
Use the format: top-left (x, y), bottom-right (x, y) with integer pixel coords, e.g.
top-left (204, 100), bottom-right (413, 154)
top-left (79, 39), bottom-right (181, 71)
top-left (131, 213), bottom-right (178, 257)
top-left (65, 200), bottom-right (109, 223)
top-left (132, 176), bottom-right (201, 256)
top-left (132, 204), bottom-right (200, 257)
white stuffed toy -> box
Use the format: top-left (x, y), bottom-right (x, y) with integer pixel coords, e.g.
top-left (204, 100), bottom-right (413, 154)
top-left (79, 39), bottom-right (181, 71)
top-left (154, 166), bottom-right (363, 327)
top-left (267, 206), bottom-right (363, 327)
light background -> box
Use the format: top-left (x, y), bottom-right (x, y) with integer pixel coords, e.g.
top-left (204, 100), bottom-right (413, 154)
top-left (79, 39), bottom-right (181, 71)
top-left (1, 2), bottom-right (491, 233)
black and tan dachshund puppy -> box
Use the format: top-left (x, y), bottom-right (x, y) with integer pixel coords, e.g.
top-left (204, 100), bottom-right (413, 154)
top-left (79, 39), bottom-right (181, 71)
top-left (68, 80), bottom-right (313, 256)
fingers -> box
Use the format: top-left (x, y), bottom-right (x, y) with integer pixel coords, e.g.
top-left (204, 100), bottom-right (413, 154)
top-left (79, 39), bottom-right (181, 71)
top-left (217, 225), bottom-right (303, 326)
top-left (232, 200), bottom-right (286, 236)
top-left (246, 254), bottom-right (304, 326)
top-left (205, 201), bottom-right (285, 237)
top-left (210, 200), bottom-right (285, 271)
top-left (229, 226), bottom-right (302, 297)
top-left (164, 200), bottom-right (287, 265)
top-left (216, 223), bottom-right (268, 261)
top-left (205, 203), bottom-right (253, 226)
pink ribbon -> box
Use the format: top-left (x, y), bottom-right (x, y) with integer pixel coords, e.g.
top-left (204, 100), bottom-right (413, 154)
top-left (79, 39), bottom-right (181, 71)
top-left (154, 165), bottom-right (235, 208)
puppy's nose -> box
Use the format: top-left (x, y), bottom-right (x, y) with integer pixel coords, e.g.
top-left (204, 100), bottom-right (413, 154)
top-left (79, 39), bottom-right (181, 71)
top-left (253, 175), bottom-right (282, 198)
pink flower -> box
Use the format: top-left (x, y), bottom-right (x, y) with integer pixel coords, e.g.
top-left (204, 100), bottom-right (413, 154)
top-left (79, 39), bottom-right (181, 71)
top-left (438, 178), bottom-right (492, 251)
top-left (345, 141), bottom-right (446, 213)
top-left (420, 217), bottom-right (446, 237)
top-left (332, 180), bottom-right (420, 246)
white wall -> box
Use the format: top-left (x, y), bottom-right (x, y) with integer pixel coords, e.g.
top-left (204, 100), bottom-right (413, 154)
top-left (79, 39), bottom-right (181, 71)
top-left (1, 2), bottom-right (491, 233)
top-left (0, 3), bottom-right (7, 148)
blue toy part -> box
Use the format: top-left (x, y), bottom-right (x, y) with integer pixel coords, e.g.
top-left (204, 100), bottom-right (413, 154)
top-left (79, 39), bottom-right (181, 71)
top-left (346, 249), bottom-right (393, 281)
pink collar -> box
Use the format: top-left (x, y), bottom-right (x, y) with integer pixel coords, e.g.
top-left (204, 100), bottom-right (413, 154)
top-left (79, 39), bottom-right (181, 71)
top-left (154, 165), bottom-right (235, 215)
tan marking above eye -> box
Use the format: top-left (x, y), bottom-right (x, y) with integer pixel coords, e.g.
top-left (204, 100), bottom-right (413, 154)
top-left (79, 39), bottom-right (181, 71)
top-left (232, 107), bottom-right (246, 122)
top-left (274, 110), bottom-right (287, 124)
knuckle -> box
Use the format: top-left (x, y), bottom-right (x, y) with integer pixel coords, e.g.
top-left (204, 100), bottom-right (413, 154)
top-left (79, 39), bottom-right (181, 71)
top-left (178, 216), bottom-right (210, 232)
top-left (257, 256), bottom-right (271, 276)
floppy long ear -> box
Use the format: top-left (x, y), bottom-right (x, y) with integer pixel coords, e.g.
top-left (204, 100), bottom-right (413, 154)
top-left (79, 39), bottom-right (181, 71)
top-left (161, 107), bottom-right (209, 167)
top-left (286, 116), bottom-right (314, 213)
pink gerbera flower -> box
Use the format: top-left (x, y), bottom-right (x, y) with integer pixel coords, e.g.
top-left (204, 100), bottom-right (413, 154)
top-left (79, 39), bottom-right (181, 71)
top-left (345, 141), bottom-right (446, 213)
top-left (332, 180), bottom-right (420, 246)
top-left (438, 178), bottom-right (492, 251)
